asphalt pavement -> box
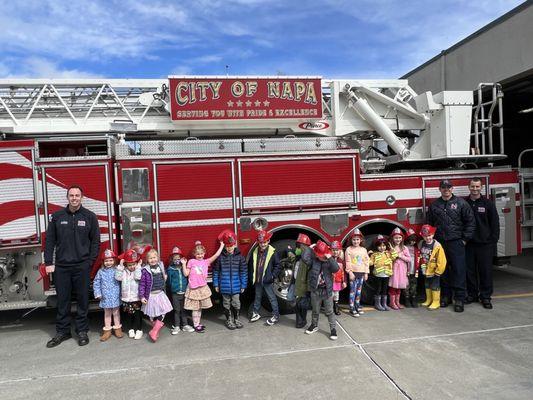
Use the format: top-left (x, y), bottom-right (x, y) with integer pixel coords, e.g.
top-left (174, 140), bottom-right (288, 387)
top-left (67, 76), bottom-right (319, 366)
top-left (1, 261), bottom-right (533, 400)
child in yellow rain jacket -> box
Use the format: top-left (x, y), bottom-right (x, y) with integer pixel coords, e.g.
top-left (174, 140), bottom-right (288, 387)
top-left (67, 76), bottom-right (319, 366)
top-left (418, 224), bottom-right (447, 310)
top-left (369, 235), bottom-right (398, 311)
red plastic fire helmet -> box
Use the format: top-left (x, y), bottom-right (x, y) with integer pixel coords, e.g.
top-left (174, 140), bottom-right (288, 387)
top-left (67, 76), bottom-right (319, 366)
top-left (350, 228), bottom-right (364, 239)
top-left (419, 224), bottom-right (437, 237)
top-left (119, 249), bottom-right (140, 263)
top-left (296, 233), bottom-right (311, 246)
top-left (257, 230), bottom-right (273, 244)
top-left (219, 229), bottom-right (237, 246)
top-left (405, 228), bottom-right (419, 240)
top-left (103, 249), bottom-right (117, 259)
top-left (171, 246), bottom-right (183, 256)
top-left (330, 240), bottom-right (342, 250)
top-left (313, 240), bottom-right (332, 258)
top-left (374, 234), bottom-right (388, 246)
top-left (131, 244), bottom-right (152, 257)
top-left (390, 227), bottom-right (404, 239)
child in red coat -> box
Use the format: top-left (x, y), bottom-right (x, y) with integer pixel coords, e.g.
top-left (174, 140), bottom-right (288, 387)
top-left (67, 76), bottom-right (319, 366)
top-left (330, 241), bottom-right (346, 316)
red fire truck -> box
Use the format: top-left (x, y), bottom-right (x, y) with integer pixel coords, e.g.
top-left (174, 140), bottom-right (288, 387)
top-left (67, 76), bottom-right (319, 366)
top-left (0, 77), bottom-right (520, 311)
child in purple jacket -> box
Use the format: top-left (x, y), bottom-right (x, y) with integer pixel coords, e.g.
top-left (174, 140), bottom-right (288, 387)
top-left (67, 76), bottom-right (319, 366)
top-left (139, 248), bottom-right (173, 342)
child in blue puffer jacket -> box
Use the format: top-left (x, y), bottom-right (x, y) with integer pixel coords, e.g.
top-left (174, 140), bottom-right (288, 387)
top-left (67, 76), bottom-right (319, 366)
top-left (213, 230), bottom-right (248, 330)
top-left (167, 246), bottom-right (194, 334)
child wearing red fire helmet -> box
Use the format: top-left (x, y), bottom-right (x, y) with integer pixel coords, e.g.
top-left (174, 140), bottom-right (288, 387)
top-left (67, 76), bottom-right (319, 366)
top-left (116, 248), bottom-right (143, 339)
top-left (330, 241), bottom-right (346, 316)
top-left (93, 249), bottom-right (122, 341)
top-left (213, 230), bottom-right (248, 330)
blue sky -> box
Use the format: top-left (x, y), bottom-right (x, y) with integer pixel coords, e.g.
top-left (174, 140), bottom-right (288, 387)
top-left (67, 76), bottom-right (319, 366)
top-left (0, 0), bottom-right (525, 79)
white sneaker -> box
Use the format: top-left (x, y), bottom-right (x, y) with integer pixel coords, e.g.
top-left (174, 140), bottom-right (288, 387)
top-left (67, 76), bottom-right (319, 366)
top-left (266, 315), bottom-right (279, 326)
top-left (171, 326), bottom-right (180, 335)
top-left (128, 329), bottom-right (135, 338)
top-left (249, 312), bottom-right (261, 322)
top-left (182, 325), bottom-right (195, 333)
top-left (134, 330), bottom-right (143, 340)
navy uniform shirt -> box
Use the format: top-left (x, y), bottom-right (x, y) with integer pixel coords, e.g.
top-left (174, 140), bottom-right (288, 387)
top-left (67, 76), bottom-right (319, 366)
top-left (44, 205), bottom-right (100, 267)
top-left (465, 195), bottom-right (500, 245)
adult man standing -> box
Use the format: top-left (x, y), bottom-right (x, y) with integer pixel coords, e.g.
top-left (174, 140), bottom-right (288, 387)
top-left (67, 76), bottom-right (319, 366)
top-left (465, 177), bottom-right (499, 309)
top-left (427, 180), bottom-right (475, 312)
top-left (45, 185), bottom-right (101, 347)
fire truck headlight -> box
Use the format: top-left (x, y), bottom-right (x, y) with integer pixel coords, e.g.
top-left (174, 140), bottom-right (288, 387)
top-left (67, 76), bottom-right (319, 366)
top-left (253, 218), bottom-right (268, 231)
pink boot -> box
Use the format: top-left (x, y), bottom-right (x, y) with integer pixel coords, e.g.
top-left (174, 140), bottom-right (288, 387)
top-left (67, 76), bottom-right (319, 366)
top-left (389, 289), bottom-right (399, 310)
top-left (149, 320), bottom-right (164, 342)
top-left (397, 294), bottom-right (405, 309)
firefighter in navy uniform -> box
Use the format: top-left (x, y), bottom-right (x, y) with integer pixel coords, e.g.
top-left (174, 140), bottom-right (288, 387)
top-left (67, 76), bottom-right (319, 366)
top-left (427, 179), bottom-right (475, 313)
top-left (465, 177), bottom-right (500, 309)
top-left (44, 185), bottom-right (101, 348)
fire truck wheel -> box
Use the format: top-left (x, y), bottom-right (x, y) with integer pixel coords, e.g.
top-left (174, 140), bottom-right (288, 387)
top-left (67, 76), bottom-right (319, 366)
top-left (270, 238), bottom-right (297, 315)
top-left (359, 233), bottom-right (383, 304)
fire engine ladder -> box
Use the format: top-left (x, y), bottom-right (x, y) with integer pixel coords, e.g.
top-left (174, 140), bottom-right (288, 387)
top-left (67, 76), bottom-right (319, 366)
top-left (472, 83), bottom-right (504, 155)
top-left (0, 79), bottom-right (173, 135)
top-left (0, 79), bottom-right (424, 140)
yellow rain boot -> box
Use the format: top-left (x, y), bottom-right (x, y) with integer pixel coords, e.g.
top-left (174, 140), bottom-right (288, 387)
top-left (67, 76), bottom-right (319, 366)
top-left (428, 290), bottom-right (441, 310)
top-left (421, 289), bottom-right (432, 307)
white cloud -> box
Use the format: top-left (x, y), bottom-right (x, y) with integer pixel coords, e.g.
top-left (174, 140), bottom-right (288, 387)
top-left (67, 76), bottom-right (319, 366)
top-left (0, 0), bottom-right (524, 79)
top-left (0, 57), bottom-right (101, 78)
top-left (171, 65), bottom-right (194, 76)
top-left (0, 0), bottom-right (190, 60)
top-left (189, 55), bottom-right (224, 64)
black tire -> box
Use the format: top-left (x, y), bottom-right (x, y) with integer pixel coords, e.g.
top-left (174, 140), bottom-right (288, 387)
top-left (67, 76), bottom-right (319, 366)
top-left (267, 238), bottom-right (296, 315)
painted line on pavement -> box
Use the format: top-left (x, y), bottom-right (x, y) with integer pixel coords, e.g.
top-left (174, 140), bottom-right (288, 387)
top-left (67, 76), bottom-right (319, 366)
top-left (338, 292), bottom-right (533, 315)
top-left (336, 321), bottom-right (412, 400)
top-left (493, 292), bottom-right (533, 299)
top-left (0, 343), bottom-right (354, 385)
top-left (360, 323), bottom-right (533, 346)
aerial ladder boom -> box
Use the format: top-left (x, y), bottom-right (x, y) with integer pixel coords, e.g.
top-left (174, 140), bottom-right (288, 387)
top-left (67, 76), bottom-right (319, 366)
top-left (0, 78), bottom-right (505, 168)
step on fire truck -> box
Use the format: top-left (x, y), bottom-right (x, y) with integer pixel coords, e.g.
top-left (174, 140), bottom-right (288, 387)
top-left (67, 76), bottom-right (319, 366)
top-left (0, 77), bottom-right (520, 311)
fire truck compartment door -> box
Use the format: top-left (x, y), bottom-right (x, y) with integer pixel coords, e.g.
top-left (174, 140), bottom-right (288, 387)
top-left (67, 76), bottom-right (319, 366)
top-left (491, 187), bottom-right (517, 257)
top-left (40, 164), bottom-right (114, 251)
top-left (154, 161), bottom-right (236, 257)
top-left (238, 157), bottom-right (356, 212)
top-left (0, 147), bottom-right (40, 246)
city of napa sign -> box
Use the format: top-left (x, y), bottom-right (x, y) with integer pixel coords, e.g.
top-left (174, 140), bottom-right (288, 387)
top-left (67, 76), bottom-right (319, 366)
top-left (168, 77), bottom-right (323, 121)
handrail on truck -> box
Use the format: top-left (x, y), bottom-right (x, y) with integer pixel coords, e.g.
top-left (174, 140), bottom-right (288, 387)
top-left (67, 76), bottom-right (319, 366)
top-left (518, 148), bottom-right (533, 224)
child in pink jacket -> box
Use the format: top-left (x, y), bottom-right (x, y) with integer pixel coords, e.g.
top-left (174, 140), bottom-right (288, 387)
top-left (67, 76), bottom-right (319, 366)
top-left (388, 228), bottom-right (411, 310)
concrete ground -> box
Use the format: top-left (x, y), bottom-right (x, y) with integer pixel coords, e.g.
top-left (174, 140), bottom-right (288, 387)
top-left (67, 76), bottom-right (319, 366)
top-left (1, 262), bottom-right (533, 400)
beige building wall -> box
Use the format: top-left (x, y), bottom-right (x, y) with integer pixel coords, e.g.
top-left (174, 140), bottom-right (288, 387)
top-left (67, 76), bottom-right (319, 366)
top-left (402, 1), bottom-right (533, 93)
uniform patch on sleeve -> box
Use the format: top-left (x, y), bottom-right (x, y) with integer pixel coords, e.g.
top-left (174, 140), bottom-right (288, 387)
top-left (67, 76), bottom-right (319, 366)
top-left (78, 220), bottom-right (86, 227)
top-left (478, 207), bottom-right (486, 212)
